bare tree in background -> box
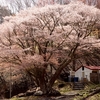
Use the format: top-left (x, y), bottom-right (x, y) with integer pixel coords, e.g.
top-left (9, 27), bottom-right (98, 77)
top-left (6, 0), bottom-right (37, 13)
top-left (0, 5), bottom-right (11, 23)
top-left (79, 0), bottom-right (100, 8)
top-left (5, 0), bottom-right (100, 13)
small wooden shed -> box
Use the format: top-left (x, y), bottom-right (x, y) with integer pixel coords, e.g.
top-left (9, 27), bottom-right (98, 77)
top-left (75, 66), bottom-right (100, 83)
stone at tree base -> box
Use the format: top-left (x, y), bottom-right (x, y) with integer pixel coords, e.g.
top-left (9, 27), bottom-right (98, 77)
top-left (26, 88), bottom-right (36, 96)
top-left (18, 93), bottom-right (25, 97)
top-left (36, 87), bottom-right (40, 91)
top-left (34, 90), bottom-right (43, 96)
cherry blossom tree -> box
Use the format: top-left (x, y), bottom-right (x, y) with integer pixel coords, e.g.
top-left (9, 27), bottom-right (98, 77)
top-left (0, 1), bottom-right (100, 95)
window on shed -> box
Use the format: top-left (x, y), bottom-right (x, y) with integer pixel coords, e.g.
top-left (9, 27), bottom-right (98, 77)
top-left (82, 66), bottom-right (84, 70)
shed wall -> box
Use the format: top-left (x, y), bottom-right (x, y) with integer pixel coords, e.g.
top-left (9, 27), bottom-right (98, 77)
top-left (75, 67), bottom-right (92, 81)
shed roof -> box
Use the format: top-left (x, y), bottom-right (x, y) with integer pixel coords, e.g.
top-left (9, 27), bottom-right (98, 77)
top-left (76, 65), bottom-right (100, 71)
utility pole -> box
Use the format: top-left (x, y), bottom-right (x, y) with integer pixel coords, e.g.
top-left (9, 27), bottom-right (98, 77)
top-left (9, 65), bottom-right (12, 99)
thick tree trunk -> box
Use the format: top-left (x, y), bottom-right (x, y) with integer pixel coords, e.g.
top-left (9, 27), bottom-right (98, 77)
top-left (39, 69), bottom-right (47, 94)
top-left (48, 58), bottom-right (72, 89)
